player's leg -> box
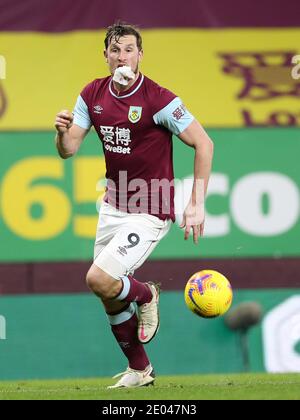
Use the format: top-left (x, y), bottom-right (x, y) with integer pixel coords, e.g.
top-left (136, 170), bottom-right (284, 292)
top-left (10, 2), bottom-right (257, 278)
top-left (86, 263), bottom-right (152, 305)
top-left (88, 205), bottom-right (170, 387)
top-left (88, 204), bottom-right (159, 387)
top-left (104, 294), bottom-right (155, 388)
top-left (86, 263), bottom-right (157, 343)
top-left (92, 211), bottom-right (171, 345)
top-left (87, 264), bottom-right (153, 381)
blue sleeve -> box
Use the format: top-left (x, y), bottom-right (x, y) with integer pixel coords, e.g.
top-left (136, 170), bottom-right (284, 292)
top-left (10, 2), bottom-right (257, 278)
top-left (153, 97), bottom-right (194, 135)
top-left (73, 95), bottom-right (92, 130)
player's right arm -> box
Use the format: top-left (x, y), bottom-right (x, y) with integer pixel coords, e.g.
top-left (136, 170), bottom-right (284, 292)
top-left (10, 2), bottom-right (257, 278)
top-left (55, 110), bottom-right (89, 159)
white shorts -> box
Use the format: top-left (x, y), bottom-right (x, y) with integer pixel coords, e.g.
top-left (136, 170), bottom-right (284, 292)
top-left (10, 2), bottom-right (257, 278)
top-left (94, 202), bottom-right (172, 279)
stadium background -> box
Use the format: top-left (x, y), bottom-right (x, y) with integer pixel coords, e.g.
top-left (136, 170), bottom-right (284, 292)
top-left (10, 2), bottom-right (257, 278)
top-left (0, 0), bottom-right (299, 379)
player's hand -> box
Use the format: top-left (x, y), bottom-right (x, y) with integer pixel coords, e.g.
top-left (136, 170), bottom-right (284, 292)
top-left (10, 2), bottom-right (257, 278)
top-left (180, 202), bottom-right (205, 245)
top-left (55, 110), bottom-right (73, 134)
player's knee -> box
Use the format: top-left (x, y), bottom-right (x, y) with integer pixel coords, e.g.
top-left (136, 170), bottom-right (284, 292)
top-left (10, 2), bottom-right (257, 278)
top-left (86, 270), bottom-right (98, 294)
top-left (86, 267), bottom-right (121, 299)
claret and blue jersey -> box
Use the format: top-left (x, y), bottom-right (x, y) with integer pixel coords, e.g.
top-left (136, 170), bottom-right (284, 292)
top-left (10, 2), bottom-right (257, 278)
top-left (73, 72), bottom-right (194, 221)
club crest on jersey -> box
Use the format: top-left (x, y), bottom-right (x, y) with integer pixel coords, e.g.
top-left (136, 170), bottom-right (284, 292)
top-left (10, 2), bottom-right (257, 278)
top-left (128, 106), bottom-right (142, 123)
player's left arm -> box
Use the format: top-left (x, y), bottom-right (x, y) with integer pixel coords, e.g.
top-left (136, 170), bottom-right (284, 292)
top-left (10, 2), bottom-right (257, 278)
top-left (153, 96), bottom-right (213, 243)
top-left (178, 119), bottom-right (214, 244)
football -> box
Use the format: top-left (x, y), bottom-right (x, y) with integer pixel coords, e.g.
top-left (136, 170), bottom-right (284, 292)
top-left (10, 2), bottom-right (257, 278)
top-left (184, 270), bottom-right (233, 318)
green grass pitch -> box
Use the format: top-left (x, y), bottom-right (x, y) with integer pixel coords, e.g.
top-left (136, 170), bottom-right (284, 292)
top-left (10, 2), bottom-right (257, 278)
top-left (0, 373), bottom-right (299, 400)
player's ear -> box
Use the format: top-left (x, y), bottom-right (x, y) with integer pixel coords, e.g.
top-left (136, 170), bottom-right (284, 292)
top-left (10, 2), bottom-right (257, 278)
top-left (103, 49), bottom-right (108, 63)
top-left (138, 49), bottom-right (143, 62)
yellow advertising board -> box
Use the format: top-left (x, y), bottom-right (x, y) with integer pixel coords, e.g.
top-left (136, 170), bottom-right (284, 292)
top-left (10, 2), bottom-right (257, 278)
top-left (0, 29), bottom-right (299, 129)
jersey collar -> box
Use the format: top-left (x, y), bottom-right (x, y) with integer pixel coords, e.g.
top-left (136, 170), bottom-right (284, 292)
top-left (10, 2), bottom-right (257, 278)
top-left (109, 73), bottom-right (144, 99)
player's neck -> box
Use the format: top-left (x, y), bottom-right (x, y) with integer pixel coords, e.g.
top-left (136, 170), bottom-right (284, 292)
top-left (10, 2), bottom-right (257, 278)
top-left (112, 72), bottom-right (140, 95)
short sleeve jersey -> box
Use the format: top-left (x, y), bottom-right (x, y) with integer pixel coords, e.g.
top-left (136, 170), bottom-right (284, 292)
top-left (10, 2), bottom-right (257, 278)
top-left (73, 73), bottom-right (194, 221)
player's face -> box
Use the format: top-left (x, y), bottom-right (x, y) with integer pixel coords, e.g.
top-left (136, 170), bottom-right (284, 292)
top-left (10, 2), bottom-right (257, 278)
top-left (104, 35), bottom-right (143, 76)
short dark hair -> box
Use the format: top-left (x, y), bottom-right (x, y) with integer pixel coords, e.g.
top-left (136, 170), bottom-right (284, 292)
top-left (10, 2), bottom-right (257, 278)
top-left (104, 22), bottom-right (143, 51)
